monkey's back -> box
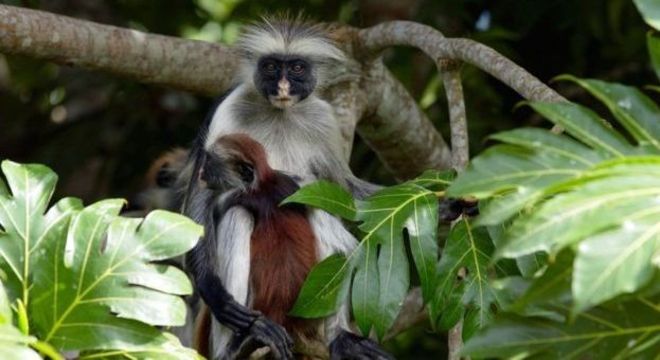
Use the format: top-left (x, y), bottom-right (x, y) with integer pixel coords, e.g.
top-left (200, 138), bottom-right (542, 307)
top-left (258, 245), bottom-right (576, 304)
top-left (242, 174), bottom-right (319, 337)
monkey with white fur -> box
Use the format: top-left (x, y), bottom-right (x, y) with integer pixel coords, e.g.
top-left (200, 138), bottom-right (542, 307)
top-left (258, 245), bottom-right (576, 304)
top-left (181, 17), bottom-right (393, 360)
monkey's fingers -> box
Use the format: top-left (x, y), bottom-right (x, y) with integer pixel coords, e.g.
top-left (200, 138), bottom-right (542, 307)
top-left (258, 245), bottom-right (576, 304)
top-left (329, 330), bottom-right (394, 360)
top-left (247, 316), bottom-right (294, 359)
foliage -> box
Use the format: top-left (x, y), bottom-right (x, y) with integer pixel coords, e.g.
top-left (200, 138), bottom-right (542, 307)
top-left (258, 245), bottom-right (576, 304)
top-left (287, 169), bottom-right (505, 341)
top-left (0, 161), bottom-right (203, 359)
top-left (447, 73), bottom-right (660, 357)
top-left (289, 78), bottom-right (660, 358)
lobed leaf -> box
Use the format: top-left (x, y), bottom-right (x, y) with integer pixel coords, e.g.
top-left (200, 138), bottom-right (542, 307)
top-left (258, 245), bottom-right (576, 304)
top-left (291, 176), bottom-right (441, 339)
top-left (0, 161), bottom-right (202, 357)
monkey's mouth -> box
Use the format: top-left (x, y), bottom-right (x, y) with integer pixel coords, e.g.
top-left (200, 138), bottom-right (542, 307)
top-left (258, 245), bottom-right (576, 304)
top-left (269, 95), bottom-right (298, 109)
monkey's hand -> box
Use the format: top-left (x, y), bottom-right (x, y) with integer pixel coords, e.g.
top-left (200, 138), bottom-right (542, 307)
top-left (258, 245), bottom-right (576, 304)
top-left (329, 330), bottom-right (394, 360)
top-left (229, 314), bottom-right (294, 360)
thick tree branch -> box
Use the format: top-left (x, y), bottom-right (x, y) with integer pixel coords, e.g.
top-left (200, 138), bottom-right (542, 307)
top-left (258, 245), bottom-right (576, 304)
top-left (0, 5), bottom-right (237, 95)
top-left (358, 60), bottom-right (451, 178)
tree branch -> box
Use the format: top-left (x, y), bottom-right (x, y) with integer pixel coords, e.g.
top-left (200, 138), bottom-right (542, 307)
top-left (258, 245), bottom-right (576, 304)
top-left (357, 21), bottom-right (566, 103)
top-left (358, 59), bottom-right (451, 179)
top-left (0, 5), bottom-right (237, 95)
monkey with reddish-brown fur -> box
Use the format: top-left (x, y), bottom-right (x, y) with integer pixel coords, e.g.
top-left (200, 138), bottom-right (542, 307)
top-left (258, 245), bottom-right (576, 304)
top-left (193, 133), bottom-right (327, 358)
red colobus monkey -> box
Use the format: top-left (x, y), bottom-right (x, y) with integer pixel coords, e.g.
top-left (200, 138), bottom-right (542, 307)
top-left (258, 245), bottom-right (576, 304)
top-left (186, 133), bottom-right (392, 359)
top-left (181, 17), bottom-right (391, 360)
top-left (193, 133), bottom-right (322, 358)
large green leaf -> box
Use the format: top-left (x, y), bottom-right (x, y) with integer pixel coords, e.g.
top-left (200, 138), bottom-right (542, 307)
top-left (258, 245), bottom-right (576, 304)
top-left (290, 171), bottom-right (448, 339)
top-left (32, 202), bottom-right (200, 350)
top-left (527, 102), bottom-right (634, 157)
top-left (500, 159), bottom-right (660, 262)
top-left (573, 218), bottom-right (660, 313)
top-left (448, 127), bottom-right (603, 225)
top-left (0, 161), bottom-right (203, 357)
top-left (0, 161), bottom-right (80, 305)
top-left (635, 0), bottom-right (660, 30)
top-left (431, 219), bottom-right (498, 332)
top-left (557, 76), bottom-right (660, 148)
top-left (462, 297), bottom-right (660, 359)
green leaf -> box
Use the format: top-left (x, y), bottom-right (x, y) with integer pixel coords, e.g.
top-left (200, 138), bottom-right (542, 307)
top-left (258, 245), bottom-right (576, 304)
top-left (354, 183), bottom-right (428, 338)
top-left (0, 161), bottom-right (202, 356)
top-left (462, 297), bottom-right (660, 359)
top-left (557, 76), bottom-right (660, 148)
top-left (448, 144), bottom-right (584, 199)
top-left (351, 245), bottom-right (380, 336)
top-left (283, 181), bottom-right (356, 220)
top-left (649, 32), bottom-right (660, 82)
top-left (289, 254), bottom-right (351, 318)
top-left (635, 0), bottom-right (660, 30)
top-left (0, 283), bottom-right (40, 360)
top-left (406, 169), bottom-right (455, 191)
top-left (507, 251), bottom-right (573, 322)
top-left (434, 285), bottom-right (464, 331)
top-left (292, 176), bottom-right (440, 339)
top-left (79, 333), bottom-right (203, 360)
top-left (0, 161), bottom-right (78, 304)
top-left (499, 162), bottom-right (660, 259)
top-left (405, 189), bottom-right (439, 301)
top-left (0, 324), bottom-right (41, 360)
top-left (573, 219), bottom-right (660, 313)
top-left (32, 203), bottom-right (201, 350)
top-left (432, 219), bottom-right (497, 331)
top-left (528, 102), bottom-right (634, 157)
top-left (0, 282), bottom-right (11, 325)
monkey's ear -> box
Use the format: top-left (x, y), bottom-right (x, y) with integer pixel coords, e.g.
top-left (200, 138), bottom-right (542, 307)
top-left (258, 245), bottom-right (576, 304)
top-left (237, 163), bottom-right (255, 184)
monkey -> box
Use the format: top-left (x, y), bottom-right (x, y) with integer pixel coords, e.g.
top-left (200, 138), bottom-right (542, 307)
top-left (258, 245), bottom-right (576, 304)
top-left (180, 17), bottom-right (393, 360)
top-left (192, 133), bottom-right (339, 358)
top-left (137, 148), bottom-right (189, 212)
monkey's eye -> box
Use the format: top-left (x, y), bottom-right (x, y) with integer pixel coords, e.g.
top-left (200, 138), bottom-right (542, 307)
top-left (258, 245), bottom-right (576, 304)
top-left (290, 63), bottom-right (305, 75)
top-left (262, 62), bottom-right (277, 73)
top-left (237, 163), bottom-right (254, 183)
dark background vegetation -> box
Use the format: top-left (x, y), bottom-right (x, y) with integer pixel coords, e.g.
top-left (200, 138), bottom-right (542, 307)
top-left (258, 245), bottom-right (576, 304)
top-left (0, 0), bottom-right (653, 358)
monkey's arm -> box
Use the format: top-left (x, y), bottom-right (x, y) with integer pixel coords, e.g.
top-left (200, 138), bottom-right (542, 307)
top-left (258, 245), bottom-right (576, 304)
top-left (184, 191), bottom-right (293, 359)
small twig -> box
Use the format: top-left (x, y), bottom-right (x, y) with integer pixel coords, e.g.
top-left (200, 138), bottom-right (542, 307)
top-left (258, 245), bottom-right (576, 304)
top-left (438, 60), bottom-right (469, 171)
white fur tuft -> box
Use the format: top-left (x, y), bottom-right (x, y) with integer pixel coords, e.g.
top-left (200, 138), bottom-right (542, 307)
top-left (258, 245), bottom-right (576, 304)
top-left (236, 17), bottom-right (345, 62)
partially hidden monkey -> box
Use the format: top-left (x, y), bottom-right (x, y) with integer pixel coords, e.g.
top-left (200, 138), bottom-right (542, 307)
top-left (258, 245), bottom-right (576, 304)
top-left (181, 17), bottom-right (391, 360)
top-left (193, 133), bottom-right (390, 359)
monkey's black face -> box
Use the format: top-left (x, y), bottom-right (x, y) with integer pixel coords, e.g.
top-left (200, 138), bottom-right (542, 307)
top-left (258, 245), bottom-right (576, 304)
top-left (254, 55), bottom-right (316, 109)
top-left (200, 152), bottom-right (255, 191)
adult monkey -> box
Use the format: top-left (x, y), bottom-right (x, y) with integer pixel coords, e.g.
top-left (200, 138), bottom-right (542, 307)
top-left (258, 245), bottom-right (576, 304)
top-left (181, 17), bottom-right (392, 359)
